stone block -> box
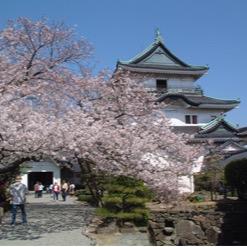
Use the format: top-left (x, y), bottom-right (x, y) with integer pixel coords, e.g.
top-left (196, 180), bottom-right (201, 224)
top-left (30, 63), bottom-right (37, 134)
top-left (176, 220), bottom-right (205, 239)
top-left (205, 226), bottom-right (221, 245)
top-left (148, 221), bottom-right (162, 230)
top-left (156, 232), bottom-right (167, 242)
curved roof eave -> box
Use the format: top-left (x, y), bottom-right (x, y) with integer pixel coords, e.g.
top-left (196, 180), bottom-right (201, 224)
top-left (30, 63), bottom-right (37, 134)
top-left (197, 104), bottom-right (239, 109)
top-left (116, 63), bottom-right (208, 78)
top-left (157, 94), bottom-right (240, 109)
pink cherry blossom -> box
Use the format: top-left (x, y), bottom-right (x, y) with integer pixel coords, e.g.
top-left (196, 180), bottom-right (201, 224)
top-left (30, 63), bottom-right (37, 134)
top-left (0, 18), bottom-right (203, 201)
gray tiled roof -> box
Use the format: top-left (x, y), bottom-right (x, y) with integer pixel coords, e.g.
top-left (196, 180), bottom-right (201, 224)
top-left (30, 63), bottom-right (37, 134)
top-left (117, 63), bottom-right (208, 75)
top-left (157, 93), bottom-right (240, 108)
top-left (116, 32), bottom-right (208, 78)
top-left (238, 127), bottom-right (247, 136)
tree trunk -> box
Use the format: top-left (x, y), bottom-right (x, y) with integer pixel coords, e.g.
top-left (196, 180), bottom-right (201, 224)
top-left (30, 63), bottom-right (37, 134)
top-left (77, 157), bottom-right (103, 207)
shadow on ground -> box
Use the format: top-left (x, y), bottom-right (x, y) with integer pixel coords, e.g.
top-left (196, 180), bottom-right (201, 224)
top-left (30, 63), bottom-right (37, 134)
top-left (216, 199), bottom-right (247, 245)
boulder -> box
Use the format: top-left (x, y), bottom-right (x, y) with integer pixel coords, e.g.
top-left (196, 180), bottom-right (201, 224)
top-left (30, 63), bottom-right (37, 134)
top-left (176, 220), bottom-right (204, 239)
top-left (176, 220), bottom-right (206, 245)
top-left (206, 226), bottom-right (221, 245)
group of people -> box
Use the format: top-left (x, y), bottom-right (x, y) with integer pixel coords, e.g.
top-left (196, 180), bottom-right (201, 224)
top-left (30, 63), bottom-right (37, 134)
top-left (0, 176), bottom-right (77, 226)
top-left (34, 180), bottom-right (76, 202)
top-left (50, 181), bottom-right (76, 201)
top-left (34, 181), bottom-right (44, 198)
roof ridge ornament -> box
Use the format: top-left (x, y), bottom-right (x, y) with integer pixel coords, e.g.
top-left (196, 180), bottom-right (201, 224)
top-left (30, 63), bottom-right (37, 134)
top-left (155, 28), bottom-right (164, 44)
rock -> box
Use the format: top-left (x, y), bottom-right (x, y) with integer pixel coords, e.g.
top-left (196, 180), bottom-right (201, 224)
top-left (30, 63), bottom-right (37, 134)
top-left (176, 220), bottom-right (204, 239)
top-left (123, 222), bottom-right (134, 228)
top-left (119, 221), bottom-right (138, 233)
top-left (156, 232), bottom-right (167, 242)
top-left (176, 220), bottom-right (205, 245)
top-left (120, 227), bottom-right (135, 233)
top-left (205, 226), bottom-right (221, 245)
top-left (148, 221), bottom-right (161, 230)
top-left (138, 226), bottom-right (147, 233)
top-left (163, 227), bottom-right (174, 235)
top-left (96, 221), bottom-right (119, 234)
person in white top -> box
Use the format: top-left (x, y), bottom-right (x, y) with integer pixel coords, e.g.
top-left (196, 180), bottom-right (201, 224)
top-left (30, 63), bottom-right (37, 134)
top-left (52, 182), bottom-right (60, 200)
top-left (61, 180), bottom-right (69, 201)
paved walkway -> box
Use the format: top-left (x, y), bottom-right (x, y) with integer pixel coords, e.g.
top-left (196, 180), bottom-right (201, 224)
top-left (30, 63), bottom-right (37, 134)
top-left (0, 193), bottom-right (95, 246)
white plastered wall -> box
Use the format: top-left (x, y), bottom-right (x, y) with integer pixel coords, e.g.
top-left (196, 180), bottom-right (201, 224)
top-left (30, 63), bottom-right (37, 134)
top-left (21, 161), bottom-right (61, 187)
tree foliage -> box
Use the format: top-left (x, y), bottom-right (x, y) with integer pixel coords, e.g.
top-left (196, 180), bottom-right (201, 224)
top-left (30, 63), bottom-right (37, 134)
top-left (225, 158), bottom-right (247, 200)
top-left (0, 18), bottom-right (203, 201)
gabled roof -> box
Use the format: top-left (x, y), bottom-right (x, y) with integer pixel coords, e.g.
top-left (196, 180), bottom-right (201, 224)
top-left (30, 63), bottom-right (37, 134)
top-left (157, 93), bottom-right (240, 110)
top-left (192, 115), bottom-right (243, 143)
top-left (117, 30), bottom-right (209, 79)
top-left (216, 140), bottom-right (247, 153)
top-left (199, 114), bottom-right (238, 134)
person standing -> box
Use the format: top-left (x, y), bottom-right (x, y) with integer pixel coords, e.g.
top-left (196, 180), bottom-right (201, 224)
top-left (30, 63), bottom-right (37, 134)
top-left (9, 175), bottom-right (28, 225)
top-left (38, 182), bottom-right (44, 198)
top-left (69, 183), bottom-right (75, 195)
top-left (34, 181), bottom-right (39, 198)
top-left (53, 182), bottom-right (60, 200)
top-left (0, 187), bottom-right (5, 224)
top-left (61, 180), bottom-right (69, 201)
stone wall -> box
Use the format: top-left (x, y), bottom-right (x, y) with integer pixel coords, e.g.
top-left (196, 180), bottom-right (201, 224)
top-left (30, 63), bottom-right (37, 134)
top-left (148, 201), bottom-right (247, 246)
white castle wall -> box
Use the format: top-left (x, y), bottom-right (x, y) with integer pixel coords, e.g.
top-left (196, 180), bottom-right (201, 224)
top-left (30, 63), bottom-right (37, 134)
top-left (141, 77), bottom-right (196, 91)
top-left (21, 160), bottom-right (61, 187)
top-left (164, 107), bottom-right (222, 126)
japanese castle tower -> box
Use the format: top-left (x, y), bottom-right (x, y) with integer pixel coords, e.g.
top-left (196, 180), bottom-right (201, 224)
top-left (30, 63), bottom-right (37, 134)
top-left (116, 30), bottom-right (247, 167)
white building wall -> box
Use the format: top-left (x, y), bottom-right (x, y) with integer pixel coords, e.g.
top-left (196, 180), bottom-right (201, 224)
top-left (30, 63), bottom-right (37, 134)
top-left (140, 77), bottom-right (196, 91)
top-left (178, 175), bottom-right (194, 194)
top-left (21, 161), bottom-right (61, 187)
top-left (168, 78), bottom-right (196, 90)
top-left (164, 107), bottom-right (223, 126)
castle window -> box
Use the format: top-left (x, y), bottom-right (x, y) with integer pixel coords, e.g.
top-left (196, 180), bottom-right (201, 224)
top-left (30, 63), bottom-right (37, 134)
top-left (185, 115), bottom-right (198, 124)
top-left (192, 115), bottom-right (198, 124)
top-left (156, 79), bottom-right (167, 91)
top-left (185, 115), bottom-right (191, 124)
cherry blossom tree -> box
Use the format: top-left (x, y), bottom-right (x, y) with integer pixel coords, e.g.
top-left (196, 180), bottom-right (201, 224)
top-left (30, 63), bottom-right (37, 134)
top-left (0, 18), bottom-right (203, 202)
top-left (0, 17), bottom-right (93, 177)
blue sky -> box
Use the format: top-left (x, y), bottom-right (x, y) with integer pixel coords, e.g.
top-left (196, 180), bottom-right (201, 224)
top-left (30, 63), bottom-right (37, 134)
top-left (0, 0), bottom-right (246, 126)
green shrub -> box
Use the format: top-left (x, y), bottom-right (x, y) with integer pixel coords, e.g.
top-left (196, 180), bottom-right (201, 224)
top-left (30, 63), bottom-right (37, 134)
top-left (96, 175), bottom-right (153, 226)
top-left (188, 193), bottom-right (205, 203)
top-left (76, 189), bottom-right (98, 206)
top-left (225, 158), bottom-right (247, 200)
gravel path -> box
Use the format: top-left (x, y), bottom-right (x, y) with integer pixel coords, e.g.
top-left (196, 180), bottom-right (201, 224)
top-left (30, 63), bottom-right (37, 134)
top-left (0, 193), bottom-right (95, 246)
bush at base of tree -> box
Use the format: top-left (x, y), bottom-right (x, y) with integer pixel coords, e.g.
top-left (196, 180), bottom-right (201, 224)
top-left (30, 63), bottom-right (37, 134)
top-left (225, 158), bottom-right (247, 200)
top-left (75, 189), bottom-right (99, 206)
top-left (96, 175), bottom-right (153, 226)
top-left (194, 156), bottom-right (225, 201)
